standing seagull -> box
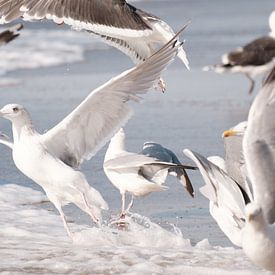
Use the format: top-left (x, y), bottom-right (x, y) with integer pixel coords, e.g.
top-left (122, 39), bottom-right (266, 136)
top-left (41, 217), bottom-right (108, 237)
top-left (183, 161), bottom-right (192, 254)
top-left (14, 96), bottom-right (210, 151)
top-left (104, 129), bottom-right (195, 218)
top-left (184, 66), bottom-right (275, 272)
top-left (0, 23), bottom-right (22, 46)
top-left (0, 0), bottom-right (189, 91)
top-left (0, 32), bottom-right (183, 239)
top-left (204, 11), bottom-right (275, 94)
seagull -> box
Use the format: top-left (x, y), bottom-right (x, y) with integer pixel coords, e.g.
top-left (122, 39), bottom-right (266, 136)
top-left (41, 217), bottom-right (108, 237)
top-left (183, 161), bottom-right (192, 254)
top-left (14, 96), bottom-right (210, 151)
top-left (204, 11), bottom-right (275, 94)
top-left (0, 23), bottom-right (22, 46)
top-left (104, 129), bottom-right (196, 218)
top-left (0, 31), bottom-right (182, 239)
top-left (184, 66), bottom-right (275, 272)
top-left (0, 0), bottom-right (189, 91)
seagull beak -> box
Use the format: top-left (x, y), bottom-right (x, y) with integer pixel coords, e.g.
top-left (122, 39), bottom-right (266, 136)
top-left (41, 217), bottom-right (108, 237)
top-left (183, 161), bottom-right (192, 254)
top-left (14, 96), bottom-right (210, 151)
top-left (222, 129), bottom-right (239, 138)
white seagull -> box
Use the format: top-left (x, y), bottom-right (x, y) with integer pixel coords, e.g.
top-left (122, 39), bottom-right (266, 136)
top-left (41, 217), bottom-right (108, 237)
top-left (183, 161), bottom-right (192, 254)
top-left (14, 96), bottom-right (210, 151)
top-left (0, 23), bottom-right (22, 46)
top-left (204, 11), bottom-right (275, 94)
top-left (104, 128), bottom-right (196, 218)
top-left (184, 66), bottom-right (275, 272)
top-left (0, 32), bottom-right (182, 239)
top-left (0, 0), bottom-right (189, 91)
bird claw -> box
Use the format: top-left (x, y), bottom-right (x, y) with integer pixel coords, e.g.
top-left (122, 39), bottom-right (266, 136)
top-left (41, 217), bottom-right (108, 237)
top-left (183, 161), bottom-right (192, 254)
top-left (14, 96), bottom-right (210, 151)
top-left (153, 78), bottom-right (166, 93)
top-left (109, 212), bottom-right (129, 230)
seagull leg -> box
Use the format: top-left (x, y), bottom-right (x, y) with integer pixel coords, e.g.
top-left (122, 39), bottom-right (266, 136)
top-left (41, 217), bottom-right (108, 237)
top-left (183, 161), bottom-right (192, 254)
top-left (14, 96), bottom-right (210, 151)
top-left (158, 77), bottom-right (166, 93)
top-left (245, 74), bottom-right (255, 94)
top-left (81, 193), bottom-right (100, 225)
top-left (125, 195), bottom-right (134, 213)
top-left (56, 205), bottom-right (74, 241)
top-left (120, 192), bottom-right (126, 218)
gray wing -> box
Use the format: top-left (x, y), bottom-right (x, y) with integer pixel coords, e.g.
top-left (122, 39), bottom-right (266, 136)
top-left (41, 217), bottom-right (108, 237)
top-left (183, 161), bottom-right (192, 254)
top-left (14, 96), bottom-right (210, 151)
top-left (0, 23), bottom-right (22, 46)
top-left (141, 142), bottom-right (195, 197)
top-left (0, 132), bottom-right (13, 149)
top-left (243, 66), bottom-right (275, 224)
top-left (0, 0), bottom-right (151, 37)
top-left (225, 36), bottom-right (275, 67)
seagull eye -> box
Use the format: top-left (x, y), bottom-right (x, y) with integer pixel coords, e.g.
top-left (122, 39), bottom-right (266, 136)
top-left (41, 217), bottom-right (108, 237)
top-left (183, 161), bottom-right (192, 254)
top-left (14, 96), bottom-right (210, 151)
top-left (13, 107), bottom-right (19, 112)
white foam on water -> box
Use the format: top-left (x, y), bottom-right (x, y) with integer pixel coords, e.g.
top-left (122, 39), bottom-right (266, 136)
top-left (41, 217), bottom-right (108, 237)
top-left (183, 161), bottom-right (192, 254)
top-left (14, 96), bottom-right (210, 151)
top-left (0, 184), bottom-right (266, 274)
top-left (0, 28), bottom-right (108, 77)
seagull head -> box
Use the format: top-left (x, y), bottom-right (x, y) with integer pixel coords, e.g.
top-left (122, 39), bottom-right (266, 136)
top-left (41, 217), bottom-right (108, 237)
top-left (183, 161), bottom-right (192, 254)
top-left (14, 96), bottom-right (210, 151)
top-left (245, 203), bottom-right (266, 229)
top-left (222, 121), bottom-right (247, 138)
top-left (0, 104), bottom-right (30, 122)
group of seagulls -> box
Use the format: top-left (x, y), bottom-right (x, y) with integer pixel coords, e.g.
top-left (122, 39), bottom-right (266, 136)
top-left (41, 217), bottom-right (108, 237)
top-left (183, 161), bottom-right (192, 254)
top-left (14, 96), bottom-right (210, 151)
top-left (0, 0), bottom-right (275, 273)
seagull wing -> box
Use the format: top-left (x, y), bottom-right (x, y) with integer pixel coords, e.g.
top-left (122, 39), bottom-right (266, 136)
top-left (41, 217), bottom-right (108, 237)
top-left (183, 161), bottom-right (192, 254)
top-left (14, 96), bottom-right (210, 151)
top-left (0, 132), bottom-right (13, 149)
top-left (0, 23), bottom-right (22, 46)
top-left (141, 143), bottom-right (194, 196)
top-left (243, 66), bottom-right (275, 224)
top-left (41, 31), bottom-right (182, 168)
top-left (104, 153), bottom-right (184, 185)
top-left (184, 149), bottom-right (249, 247)
top-left (0, 0), bottom-right (151, 38)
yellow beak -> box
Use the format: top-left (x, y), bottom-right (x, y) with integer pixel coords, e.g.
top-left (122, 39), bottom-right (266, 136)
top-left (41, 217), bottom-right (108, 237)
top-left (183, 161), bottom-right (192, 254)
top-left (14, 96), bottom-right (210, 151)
top-left (222, 129), bottom-right (239, 138)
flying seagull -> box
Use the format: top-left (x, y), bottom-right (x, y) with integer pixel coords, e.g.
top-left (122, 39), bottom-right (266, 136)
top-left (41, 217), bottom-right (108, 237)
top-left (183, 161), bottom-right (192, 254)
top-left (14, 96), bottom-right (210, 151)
top-left (0, 0), bottom-right (189, 91)
top-left (0, 31), bottom-right (183, 239)
top-left (104, 129), bottom-right (196, 218)
top-left (184, 66), bottom-right (275, 272)
top-left (0, 23), bottom-right (22, 46)
top-left (204, 10), bottom-right (275, 94)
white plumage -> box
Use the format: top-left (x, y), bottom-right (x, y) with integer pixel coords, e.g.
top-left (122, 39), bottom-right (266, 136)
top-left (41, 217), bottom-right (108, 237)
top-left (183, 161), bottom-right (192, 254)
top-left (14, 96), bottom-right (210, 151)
top-left (184, 67), bottom-right (275, 272)
top-left (0, 33), bottom-right (182, 239)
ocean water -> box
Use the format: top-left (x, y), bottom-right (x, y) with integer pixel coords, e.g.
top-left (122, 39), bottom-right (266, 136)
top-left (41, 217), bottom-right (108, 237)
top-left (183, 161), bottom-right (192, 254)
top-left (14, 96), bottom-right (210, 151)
top-left (0, 0), bottom-right (274, 273)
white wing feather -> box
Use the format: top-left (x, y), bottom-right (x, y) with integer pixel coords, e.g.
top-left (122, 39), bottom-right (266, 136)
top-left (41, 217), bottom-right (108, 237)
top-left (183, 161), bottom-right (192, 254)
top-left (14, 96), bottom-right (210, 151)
top-left (184, 149), bottom-right (247, 246)
top-left (41, 34), bottom-right (182, 167)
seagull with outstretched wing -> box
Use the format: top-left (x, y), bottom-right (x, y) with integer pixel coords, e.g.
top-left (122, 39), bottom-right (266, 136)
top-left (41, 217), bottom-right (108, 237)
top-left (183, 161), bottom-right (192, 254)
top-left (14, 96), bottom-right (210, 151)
top-left (0, 30), bottom-right (183, 239)
top-left (0, 0), bottom-right (189, 91)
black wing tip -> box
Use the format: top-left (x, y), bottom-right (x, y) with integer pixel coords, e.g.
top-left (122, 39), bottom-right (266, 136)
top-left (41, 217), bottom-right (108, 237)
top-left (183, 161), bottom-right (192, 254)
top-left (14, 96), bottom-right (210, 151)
top-left (264, 66), bottom-right (275, 86)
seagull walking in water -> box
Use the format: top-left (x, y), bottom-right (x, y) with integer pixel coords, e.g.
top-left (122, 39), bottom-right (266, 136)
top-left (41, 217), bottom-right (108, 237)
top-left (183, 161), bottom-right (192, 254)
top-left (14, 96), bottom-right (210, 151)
top-left (104, 129), bottom-right (195, 218)
top-left (0, 0), bottom-right (189, 91)
top-left (184, 66), bottom-right (275, 272)
top-left (0, 32), bottom-right (182, 239)
top-left (204, 11), bottom-right (275, 94)
top-left (0, 23), bottom-right (22, 46)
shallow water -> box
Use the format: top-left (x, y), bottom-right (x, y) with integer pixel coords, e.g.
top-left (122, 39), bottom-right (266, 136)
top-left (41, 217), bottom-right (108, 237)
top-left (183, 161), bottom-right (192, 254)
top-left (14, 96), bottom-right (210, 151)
top-left (0, 0), bottom-right (274, 273)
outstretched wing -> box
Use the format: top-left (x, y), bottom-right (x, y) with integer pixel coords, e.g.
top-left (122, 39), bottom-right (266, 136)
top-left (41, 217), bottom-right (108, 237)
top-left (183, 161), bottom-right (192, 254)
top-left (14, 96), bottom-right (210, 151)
top-left (0, 0), bottom-right (151, 37)
top-left (243, 66), bottom-right (275, 224)
top-left (184, 149), bottom-right (250, 247)
top-left (42, 29), bottom-right (184, 168)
